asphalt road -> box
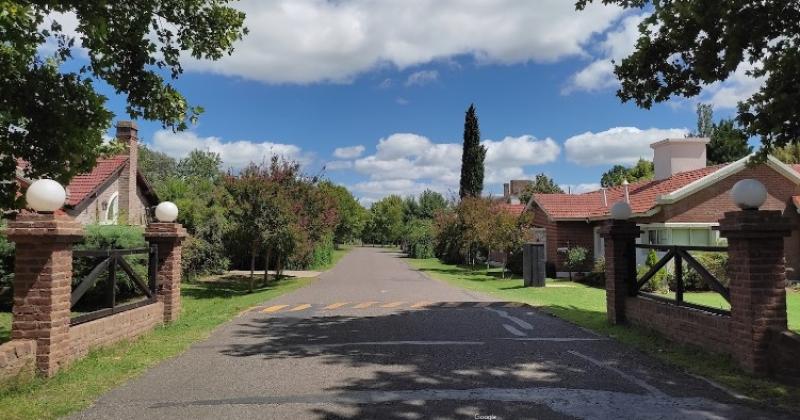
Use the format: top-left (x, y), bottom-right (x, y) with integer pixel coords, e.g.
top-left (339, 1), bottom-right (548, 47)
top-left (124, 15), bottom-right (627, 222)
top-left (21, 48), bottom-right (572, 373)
top-left (72, 247), bottom-right (788, 420)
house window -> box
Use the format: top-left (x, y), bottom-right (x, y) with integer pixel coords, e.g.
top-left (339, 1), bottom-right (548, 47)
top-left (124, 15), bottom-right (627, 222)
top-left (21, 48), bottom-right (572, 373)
top-left (642, 226), bottom-right (713, 246)
top-left (647, 229), bottom-right (669, 245)
top-left (104, 192), bottom-right (119, 225)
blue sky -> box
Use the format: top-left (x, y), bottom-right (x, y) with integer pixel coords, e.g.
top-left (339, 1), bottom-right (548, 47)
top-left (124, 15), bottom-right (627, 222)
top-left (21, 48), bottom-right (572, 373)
top-left (71, 1), bottom-right (759, 205)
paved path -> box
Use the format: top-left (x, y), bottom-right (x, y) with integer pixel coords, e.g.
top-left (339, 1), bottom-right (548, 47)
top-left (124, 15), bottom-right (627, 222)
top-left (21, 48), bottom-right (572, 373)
top-left (73, 247), bottom-right (787, 419)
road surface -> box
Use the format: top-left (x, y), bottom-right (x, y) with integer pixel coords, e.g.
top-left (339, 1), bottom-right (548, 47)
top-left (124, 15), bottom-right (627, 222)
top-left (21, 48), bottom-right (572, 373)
top-left (72, 247), bottom-right (787, 419)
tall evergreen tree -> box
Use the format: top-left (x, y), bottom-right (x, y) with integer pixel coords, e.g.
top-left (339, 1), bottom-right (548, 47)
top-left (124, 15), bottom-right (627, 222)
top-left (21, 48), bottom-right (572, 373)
top-left (694, 103), bottom-right (752, 164)
top-left (459, 104), bottom-right (486, 198)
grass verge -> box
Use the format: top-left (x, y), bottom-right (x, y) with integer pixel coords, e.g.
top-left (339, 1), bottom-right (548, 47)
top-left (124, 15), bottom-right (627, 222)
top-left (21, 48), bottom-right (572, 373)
top-left (408, 257), bottom-right (800, 414)
top-left (0, 275), bottom-right (312, 420)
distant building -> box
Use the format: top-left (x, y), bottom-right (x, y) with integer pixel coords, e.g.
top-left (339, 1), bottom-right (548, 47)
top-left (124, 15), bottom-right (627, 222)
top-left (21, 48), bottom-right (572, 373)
top-left (15, 121), bottom-right (159, 225)
top-left (502, 179), bottom-right (533, 204)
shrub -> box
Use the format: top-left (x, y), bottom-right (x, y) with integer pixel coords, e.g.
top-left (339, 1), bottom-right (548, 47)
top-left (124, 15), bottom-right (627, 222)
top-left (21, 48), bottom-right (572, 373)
top-left (639, 250), bottom-right (671, 293)
top-left (580, 257), bottom-right (606, 288)
top-left (0, 222), bottom-right (15, 309)
top-left (309, 233), bottom-right (334, 269)
top-left (562, 246), bottom-right (588, 280)
top-left (182, 235), bottom-right (230, 280)
top-left (680, 251), bottom-right (729, 291)
top-left (405, 219), bottom-right (435, 259)
top-left (72, 225), bottom-right (148, 312)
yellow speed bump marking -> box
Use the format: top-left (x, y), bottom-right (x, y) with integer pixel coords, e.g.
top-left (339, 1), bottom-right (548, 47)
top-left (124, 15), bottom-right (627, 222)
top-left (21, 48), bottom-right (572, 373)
top-left (353, 301), bottom-right (379, 309)
top-left (288, 304), bottom-right (312, 312)
top-left (503, 302), bottom-right (525, 308)
top-left (323, 302), bottom-right (349, 310)
top-left (474, 302), bottom-right (494, 307)
top-left (381, 301), bottom-right (406, 308)
top-left (262, 305), bottom-right (289, 313)
top-left (410, 301), bottom-right (432, 308)
top-left (443, 302), bottom-right (464, 308)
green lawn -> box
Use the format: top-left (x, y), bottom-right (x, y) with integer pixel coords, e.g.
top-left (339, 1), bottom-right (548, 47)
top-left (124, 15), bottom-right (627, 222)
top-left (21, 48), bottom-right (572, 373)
top-left (0, 275), bottom-right (312, 420)
top-left (408, 258), bottom-right (800, 413)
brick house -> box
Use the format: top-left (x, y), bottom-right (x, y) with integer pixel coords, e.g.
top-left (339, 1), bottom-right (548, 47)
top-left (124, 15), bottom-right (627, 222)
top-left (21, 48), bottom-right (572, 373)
top-left (526, 137), bottom-right (800, 280)
top-left (15, 121), bottom-right (158, 225)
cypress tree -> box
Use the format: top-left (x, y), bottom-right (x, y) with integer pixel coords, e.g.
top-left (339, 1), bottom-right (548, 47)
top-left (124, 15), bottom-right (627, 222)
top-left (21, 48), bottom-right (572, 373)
top-left (459, 104), bottom-right (486, 198)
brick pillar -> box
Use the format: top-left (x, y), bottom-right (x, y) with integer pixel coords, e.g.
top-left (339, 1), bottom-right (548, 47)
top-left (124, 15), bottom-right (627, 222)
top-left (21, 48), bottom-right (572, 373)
top-left (601, 220), bottom-right (641, 324)
top-left (6, 213), bottom-right (83, 377)
top-left (144, 223), bottom-right (187, 323)
top-left (718, 210), bottom-right (791, 374)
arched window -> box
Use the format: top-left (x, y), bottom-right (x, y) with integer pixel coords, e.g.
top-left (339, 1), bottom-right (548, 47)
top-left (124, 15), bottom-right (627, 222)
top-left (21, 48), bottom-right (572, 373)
top-left (104, 192), bottom-right (119, 224)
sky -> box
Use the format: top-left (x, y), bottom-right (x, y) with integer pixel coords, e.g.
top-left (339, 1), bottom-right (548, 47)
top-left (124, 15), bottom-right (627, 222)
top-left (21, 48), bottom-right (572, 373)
top-left (58, 1), bottom-right (763, 205)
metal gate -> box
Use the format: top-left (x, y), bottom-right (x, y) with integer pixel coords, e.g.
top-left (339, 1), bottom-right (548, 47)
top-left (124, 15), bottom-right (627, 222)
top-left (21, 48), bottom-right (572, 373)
top-left (523, 242), bottom-right (546, 287)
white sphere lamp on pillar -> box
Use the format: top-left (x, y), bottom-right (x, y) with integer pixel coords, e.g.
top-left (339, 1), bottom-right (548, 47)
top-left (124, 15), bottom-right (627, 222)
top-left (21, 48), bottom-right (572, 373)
top-left (155, 201), bottom-right (179, 223)
top-left (731, 179), bottom-right (767, 210)
top-left (610, 201), bottom-right (632, 220)
top-left (25, 179), bottom-right (66, 213)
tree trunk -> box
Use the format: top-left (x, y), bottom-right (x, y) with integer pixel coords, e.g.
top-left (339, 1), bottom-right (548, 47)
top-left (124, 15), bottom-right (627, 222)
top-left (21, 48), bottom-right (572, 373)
top-left (249, 245), bottom-right (256, 293)
top-left (276, 257), bottom-right (284, 280)
top-left (263, 246), bottom-right (272, 286)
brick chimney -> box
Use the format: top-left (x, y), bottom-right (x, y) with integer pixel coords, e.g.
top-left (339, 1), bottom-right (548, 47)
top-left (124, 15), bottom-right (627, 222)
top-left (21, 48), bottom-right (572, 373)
top-left (650, 137), bottom-right (710, 180)
top-left (115, 121), bottom-right (139, 224)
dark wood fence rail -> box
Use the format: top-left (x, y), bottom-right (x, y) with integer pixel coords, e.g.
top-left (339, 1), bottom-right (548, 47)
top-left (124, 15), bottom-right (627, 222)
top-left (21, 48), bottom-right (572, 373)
top-left (70, 245), bottom-right (158, 325)
top-left (634, 244), bottom-right (730, 315)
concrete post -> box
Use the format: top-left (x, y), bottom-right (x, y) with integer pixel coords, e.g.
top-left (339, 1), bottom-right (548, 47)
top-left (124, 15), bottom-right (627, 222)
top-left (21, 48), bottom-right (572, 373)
top-left (717, 209), bottom-right (791, 374)
top-left (601, 219), bottom-right (641, 324)
top-left (6, 213), bottom-right (83, 376)
top-left (144, 223), bottom-right (187, 323)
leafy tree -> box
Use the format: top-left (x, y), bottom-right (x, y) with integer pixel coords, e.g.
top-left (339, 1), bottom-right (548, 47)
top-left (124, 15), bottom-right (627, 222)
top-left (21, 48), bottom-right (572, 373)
top-left (600, 159), bottom-right (654, 187)
top-left (1, 1), bottom-right (247, 208)
top-left (459, 104), bottom-right (486, 198)
top-left (518, 173), bottom-right (564, 203)
top-left (319, 181), bottom-right (367, 245)
top-left (370, 195), bottom-right (405, 245)
top-left (562, 246), bottom-right (589, 282)
top-left (417, 190), bottom-right (448, 219)
top-left (486, 205), bottom-right (527, 278)
top-left (138, 146), bottom-right (177, 187)
top-left (177, 150), bottom-right (223, 182)
top-left (575, 0), bottom-right (800, 152)
top-left (457, 197), bottom-right (494, 265)
top-left (707, 119), bottom-right (752, 164)
top-left (774, 143), bottom-right (800, 164)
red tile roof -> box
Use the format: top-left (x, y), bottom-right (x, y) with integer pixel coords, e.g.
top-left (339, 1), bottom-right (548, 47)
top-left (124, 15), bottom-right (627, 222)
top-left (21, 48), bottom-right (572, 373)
top-left (496, 203), bottom-right (526, 216)
top-left (531, 165), bottom-right (726, 220)
top-left (64, 156), bottom-right (128, 206)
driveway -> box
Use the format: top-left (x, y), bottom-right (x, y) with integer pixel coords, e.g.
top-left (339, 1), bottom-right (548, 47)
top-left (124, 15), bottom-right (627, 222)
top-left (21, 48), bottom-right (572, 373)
top-left (72, 247), bottom-right (787, 419)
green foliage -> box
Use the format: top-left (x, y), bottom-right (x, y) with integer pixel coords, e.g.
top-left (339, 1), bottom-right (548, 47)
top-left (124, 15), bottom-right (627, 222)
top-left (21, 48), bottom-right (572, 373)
top-left (773, 143), bottom-right (800, 164)
top-left (139, 145), bottom-right (178, 187)
top-left (177, 150), bottom-right (223, 182)
top-left (368, 195), bottom-right (405, 244)
top-left (695, 104), bottom-right (753, 165)
top-left (319, 181), bottom-right (367, 244)
top-left (308, 234), bottom-right (335, 269)
top-left (639, 250), bottom-right (671, 293)
top-left (601, 159), bottom-right (654, 187)
top-left (417, 190), bottom-right (449, 219)
top-left (73, 225), bottom-right (147, 311)
top-left (0, 1), bottom-right (247, 208)
top-left (682, 252), bottom-right (729, 291)
top-left (459, 104), bottom-right (486, 198)
top-left (576, 0), bottom-right (800, 152)
top-left (0, 223), bottom-right (15, 308)
top-left (563, 246), bottom-right (589, 275)
top-left (404, 219), bottom-right (435, 259)
top-left (518, 173), bottom-right (564, 203)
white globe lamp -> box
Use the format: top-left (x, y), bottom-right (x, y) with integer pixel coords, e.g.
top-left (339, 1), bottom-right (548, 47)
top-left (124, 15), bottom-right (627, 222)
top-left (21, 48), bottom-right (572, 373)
top-left (731, 179), bottom-right (767, 210)
top-left (610, 201), bottom-right (632, 220)
top-left (25, 179), bottom-right (66, 213)
top-left (155, 201), bottom-right (179, 222)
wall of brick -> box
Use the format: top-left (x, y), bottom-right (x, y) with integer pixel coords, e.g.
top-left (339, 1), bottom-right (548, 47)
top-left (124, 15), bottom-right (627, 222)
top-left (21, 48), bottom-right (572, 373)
top-left (0, 340), bottom-right (36, 383)
top-left (768, 330), bottom-right (800, 385)
top-left (68, 302), bottom-right (163, 361)
top-left (626, 297), bottom-right (732, 354)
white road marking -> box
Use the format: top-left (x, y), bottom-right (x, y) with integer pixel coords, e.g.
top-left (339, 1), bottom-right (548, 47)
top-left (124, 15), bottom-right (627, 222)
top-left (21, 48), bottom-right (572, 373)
top-left (502, 324), bottom-right (527, 337)
top-left (485, 307), bottom-right (534, 330)
top-left (568, 350), bottom-right (667, 398)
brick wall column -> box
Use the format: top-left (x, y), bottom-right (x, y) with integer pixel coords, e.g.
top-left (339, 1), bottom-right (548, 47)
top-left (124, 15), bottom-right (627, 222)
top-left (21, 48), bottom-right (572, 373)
top-left (144, 223), bottom-right (187, 323)
top-left (6, 213), bottom-right (83, 377)
top-left (718, 210), bottom-right (791, 374)
top-left (601, 220), bottom-right (641, 324)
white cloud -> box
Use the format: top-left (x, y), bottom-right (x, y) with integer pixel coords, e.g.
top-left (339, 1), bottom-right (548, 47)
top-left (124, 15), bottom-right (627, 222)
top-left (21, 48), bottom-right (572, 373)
top-left (560, 183), bottom-right (602, 194)
top-left (333, 145), bottom-right (365, 159)
top-left (700, 61), bottom-right (766, 109)
top-left (150, 130), bottom-right (309, 170)
top-left (350, 132), bottom-right (560, 202)
top-left (564, 127), bottom-right (688, 166)
top-left (185, 0), bottom-right (623, 84)
top-left (325, 160), bottom-right (353, 170)
top-left (565, 13), bottom-right (647, 93)
top-left (396, 97), bottom-right (410, 105)
top-left (405, 70), bottom-right (438, 86)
